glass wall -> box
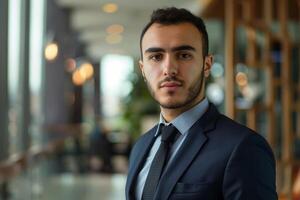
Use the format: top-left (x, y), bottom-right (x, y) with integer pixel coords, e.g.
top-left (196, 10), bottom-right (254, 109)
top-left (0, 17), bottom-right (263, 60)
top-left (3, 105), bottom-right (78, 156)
top-left (8, 0), bottom-right (22, 155)
top-left (101, 54), bottom-right (134, 125)
top-left (2, 0), bottom-right (46, 199)
top-left (29, 0), bottom-right (46, 147)
top-left (0, 0), bottom-right (9, 161)
top-left (7, 0), bottom-right (45, 154)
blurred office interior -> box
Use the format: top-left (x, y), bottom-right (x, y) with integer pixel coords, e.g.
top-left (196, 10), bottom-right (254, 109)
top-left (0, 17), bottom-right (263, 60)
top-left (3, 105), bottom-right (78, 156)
top-left (0, 0), bottom-right (299, 199)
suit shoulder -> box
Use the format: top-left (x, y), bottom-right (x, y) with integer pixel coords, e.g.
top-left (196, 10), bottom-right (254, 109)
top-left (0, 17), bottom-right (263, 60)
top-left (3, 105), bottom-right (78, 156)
top-left (206, 112), bottom-right (275, 163)
top-left (212, 113), bottom-right (271, 151)
top-left (216, 114), bottom-right (258, 138)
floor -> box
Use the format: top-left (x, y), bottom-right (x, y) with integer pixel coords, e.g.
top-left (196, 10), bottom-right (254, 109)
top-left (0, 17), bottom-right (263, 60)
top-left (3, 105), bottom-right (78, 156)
top-left (7, 155), bottom-right (128, 200)
top-left (41, 174), bottom-right (126, 200)
top-left (9, 173), bottom-right (126, 200)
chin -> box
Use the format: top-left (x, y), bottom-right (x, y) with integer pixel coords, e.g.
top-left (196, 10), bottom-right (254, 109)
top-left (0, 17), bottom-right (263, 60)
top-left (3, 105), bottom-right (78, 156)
top-left (160, 104), bottom-right (183, 109)
top-left (159, 100), bottom-right (186, 109)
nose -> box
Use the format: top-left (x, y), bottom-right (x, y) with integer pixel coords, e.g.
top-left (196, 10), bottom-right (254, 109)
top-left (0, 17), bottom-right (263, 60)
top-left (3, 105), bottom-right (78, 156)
top-left (163, 55), bottom-right (178, 77)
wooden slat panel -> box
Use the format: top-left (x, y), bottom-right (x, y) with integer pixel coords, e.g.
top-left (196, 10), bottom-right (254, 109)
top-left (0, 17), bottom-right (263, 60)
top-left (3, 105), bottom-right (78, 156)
top-left (263, 0), bottom-right (276, 151)
top-left (278, 0), bottom-right (293, 197)
top-left (225, 0), bottom-right (236, 119)
top-left (246, 106), bottom-right (257, 130)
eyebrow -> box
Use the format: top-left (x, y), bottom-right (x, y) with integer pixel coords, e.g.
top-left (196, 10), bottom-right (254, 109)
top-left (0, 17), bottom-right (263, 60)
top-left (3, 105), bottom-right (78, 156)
top-left (145, 47), bottom-right (165, 54)
top-left (144, 45), bottom-right (196, 54)
top-left (172, 45), bottom-right (196, 52)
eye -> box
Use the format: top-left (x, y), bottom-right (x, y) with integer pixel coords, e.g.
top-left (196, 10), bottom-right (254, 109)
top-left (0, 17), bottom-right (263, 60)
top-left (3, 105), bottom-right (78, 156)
top-left (148, 53), bottom-right (163, 62)
top-left (177, 52), bottom-right (193, 60)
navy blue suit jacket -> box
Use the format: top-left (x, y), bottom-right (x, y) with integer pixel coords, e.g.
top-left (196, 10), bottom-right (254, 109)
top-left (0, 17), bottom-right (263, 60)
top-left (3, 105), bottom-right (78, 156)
top-left (126, 104), bottom-right (278, 200)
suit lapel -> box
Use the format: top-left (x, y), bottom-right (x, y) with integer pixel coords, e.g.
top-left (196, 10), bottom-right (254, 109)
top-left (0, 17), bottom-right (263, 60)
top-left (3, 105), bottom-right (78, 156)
top-left (126, 126), bottom-right (157, 199)
top-left (154, 104), bottom-right (220, 200)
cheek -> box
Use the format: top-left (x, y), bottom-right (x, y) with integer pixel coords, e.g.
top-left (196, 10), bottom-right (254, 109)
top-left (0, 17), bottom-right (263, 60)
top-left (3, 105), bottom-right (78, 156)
top-left (182, 66), bottom-right (200, 79)
top-left (144, 66), bottom-right (161, 83)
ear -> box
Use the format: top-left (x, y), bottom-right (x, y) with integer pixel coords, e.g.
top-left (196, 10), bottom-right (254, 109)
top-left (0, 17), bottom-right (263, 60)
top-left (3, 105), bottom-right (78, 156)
top-left (204, 54), bottom-right (213, 78)
top-left (139, 60), bottom-right (146, 79)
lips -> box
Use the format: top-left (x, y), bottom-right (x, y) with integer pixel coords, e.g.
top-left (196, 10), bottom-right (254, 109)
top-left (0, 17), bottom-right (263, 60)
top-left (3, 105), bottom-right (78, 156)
top-left (160, 81), bottom-right (182, 88)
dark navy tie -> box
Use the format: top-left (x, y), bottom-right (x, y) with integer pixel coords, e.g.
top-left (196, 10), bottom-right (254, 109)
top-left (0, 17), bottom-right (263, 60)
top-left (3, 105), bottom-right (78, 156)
top-left (142, 124), bottom-right (180, 200)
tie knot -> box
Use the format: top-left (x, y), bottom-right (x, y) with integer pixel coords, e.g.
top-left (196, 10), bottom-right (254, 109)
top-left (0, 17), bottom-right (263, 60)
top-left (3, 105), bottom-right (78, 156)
top-left (160, 124), bottom-right (179, 144)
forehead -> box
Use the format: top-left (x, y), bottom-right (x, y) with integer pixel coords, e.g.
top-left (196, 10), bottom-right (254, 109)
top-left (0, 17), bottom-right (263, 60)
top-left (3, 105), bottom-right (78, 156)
top-left (141, 22), bottom-right (203, 53)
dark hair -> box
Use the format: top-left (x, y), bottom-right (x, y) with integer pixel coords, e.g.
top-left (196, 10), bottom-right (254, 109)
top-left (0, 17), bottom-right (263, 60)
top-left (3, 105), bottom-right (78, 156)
top-left (140, 7), bottom-right (209, 59)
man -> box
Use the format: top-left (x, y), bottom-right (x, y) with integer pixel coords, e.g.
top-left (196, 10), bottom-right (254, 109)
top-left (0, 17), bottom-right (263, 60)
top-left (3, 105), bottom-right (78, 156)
top-left (126, 7), bottom-right (277, 200)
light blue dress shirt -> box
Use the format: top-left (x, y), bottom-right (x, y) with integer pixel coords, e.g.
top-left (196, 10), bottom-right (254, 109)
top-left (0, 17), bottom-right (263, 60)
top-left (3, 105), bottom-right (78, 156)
top-left (135, 98), bottom-right (209, 200)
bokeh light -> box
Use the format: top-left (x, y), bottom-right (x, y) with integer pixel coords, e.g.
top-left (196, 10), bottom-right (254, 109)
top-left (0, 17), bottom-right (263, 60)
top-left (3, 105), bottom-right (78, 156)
top-left (211, 62), bottom-right (224, 78)
top-left (206, 83), bottom-right (224, 105)
top-left (106, 24), bottom-right (124, 34)
top-left (236, 72), bottom-right (248, 87)
top-left (45, 42), bottom-right (58, 61)
top-left (102, 3), bottom-right (118, 13)
top-left (79, 62), bottom-right (94, 79)
top-left (72, 69), bottom-right (86, 86)
top-left (65, 58), bottom-right (76, 72)
top-left (106, 34), bottom-right (122, 44)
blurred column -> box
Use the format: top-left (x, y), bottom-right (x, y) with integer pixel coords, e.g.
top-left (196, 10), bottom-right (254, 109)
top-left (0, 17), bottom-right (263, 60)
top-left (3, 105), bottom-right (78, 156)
top-left (19, 0), bottom-right (31, 151)
top-left (44, 0), bottom-right (85, 127)
top-left (44, 0), bottom-right (74, 126)
top-left (0, 0), bottom-right (9, 160)
top-left (94, 61), bottom-right (102, 118)
top-left (72, 86), bottom-right (83, 123)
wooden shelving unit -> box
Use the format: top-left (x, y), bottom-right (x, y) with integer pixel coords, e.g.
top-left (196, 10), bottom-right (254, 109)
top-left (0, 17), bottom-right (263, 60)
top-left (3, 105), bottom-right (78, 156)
top-left (221, 0), bottom-right (300, 199)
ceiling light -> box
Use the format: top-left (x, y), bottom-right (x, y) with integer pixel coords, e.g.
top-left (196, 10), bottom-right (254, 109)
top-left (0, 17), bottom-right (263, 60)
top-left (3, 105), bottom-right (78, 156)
top-left (106, 24), bottom-right (124, 34)
top-left (102, 3), bottom-right (118, 13)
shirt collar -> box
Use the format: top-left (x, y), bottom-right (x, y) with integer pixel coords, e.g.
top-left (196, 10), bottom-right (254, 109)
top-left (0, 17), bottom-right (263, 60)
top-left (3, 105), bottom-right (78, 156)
top-left (157, 98), bottom-right (209, 136)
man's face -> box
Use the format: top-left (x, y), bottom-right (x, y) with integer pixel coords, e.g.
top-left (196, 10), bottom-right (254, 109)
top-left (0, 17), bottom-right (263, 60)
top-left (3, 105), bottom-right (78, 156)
top-left (139, 22), bottom-right (212, 111)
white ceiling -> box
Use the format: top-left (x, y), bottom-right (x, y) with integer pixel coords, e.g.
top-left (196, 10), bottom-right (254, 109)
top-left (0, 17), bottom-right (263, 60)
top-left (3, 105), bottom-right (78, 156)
top-left (55, 0), bottom-right (209, 61)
